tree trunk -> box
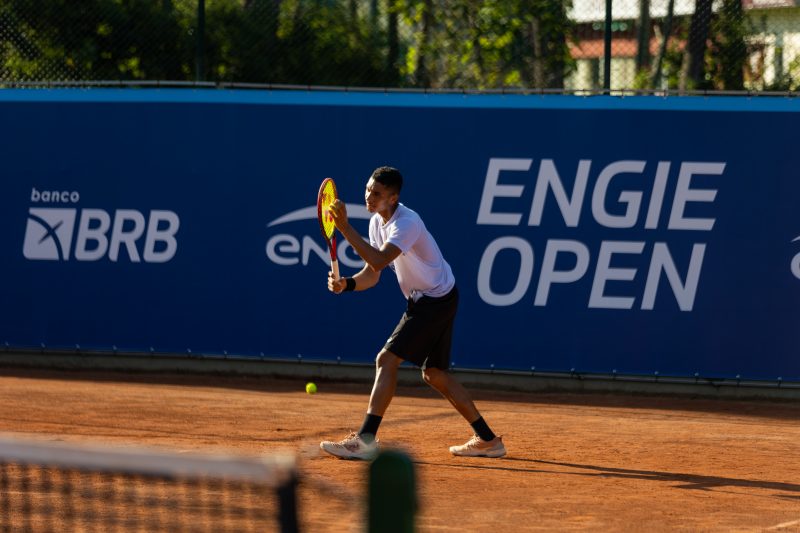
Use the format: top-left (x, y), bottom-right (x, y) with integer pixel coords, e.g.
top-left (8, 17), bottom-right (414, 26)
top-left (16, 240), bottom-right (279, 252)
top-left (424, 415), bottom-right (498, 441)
top-left (718, 0), bottom-right (745, 89)
top-left (370, 0), bottom-right (378, 28)
top-left (415, 0), bottom-right (433, 87)
top-left (386, 0), bottom-right (400, 85)
top-left (650, 0), bottom-right (675, 88)
top-left (530, 18), bottom-right (544, 88)
top-left (636, 0), bottom-right (651, 72)
top-left (547, 1), bottom-right (567, 88)
top-left (468, 5), bottom-right (484, 83)
top-left (349, 0), bottom-right (358, 29)
top-left (681, 0), bottom-right (713, 90)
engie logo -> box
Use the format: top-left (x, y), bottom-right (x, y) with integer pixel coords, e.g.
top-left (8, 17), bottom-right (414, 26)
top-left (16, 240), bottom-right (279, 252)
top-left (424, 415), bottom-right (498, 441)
top-left (265, 204), bottom-right (370, 268)
top-left (475, 158), bottom-right (725, 311)
top-left (23, 188), bottom-right (180, 263)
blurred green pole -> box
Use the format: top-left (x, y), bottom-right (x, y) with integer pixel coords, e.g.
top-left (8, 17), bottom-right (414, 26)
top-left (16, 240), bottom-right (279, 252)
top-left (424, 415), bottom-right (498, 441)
top-left (368, 450), bottom-right (415, 533)
top-left (604, 0), bottom-right (612, 92)
top-left (195, 0), bottom-right (206, 82)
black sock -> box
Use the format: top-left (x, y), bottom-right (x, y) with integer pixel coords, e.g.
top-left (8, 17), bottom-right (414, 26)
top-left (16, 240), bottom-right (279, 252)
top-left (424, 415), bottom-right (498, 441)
top-left (359, 413), bottom-right (382, 442)
top-left (470, 416), bottom-right (496, 442)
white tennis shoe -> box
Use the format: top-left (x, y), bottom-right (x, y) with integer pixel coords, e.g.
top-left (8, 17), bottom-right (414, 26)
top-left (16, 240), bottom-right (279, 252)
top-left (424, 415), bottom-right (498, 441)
top-left (320, 432), bottom-right (379, 460)
top-left (449, 435), bottom-right (506, 458)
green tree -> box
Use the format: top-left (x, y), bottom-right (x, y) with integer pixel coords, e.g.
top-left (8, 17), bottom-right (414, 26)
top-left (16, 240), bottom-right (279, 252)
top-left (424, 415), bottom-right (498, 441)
top-left (681, 0), bottom-right (713, 90)
top-left (0, 0), bottom-right (574, 90)
top-left (707, 0), bottom-right (747, 89)
top-left (394, 0), bottom-right (573, 89)
top-left (1, 0), bottom-right (188, 82)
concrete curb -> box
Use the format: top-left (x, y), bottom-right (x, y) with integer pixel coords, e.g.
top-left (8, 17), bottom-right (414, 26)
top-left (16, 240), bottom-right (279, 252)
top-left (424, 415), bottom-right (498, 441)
top-left (1, 351), bottom-right (798, 401)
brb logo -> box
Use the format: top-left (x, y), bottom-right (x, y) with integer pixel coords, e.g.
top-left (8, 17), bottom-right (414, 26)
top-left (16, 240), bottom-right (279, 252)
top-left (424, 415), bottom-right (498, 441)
top-left (23, 187), bottom-right (180, 263)
top-left (265, 204), bottom-right (370, 269)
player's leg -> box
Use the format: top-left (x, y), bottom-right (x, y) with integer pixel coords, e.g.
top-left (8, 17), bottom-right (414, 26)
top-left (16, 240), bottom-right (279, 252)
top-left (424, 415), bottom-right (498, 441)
top-left (366, 349), bottom-right (404, 417)
top-left (320, 299), bottom-right (412, 461)
top-left (358, 297), bottom-right (434, 442)
top-left (421, 367), bottom-right (506, 458)
top-left (358, 349), bottom-right (402, 443)
top-left (319, 349), bottom-right (402, 460)
top-left (419, 287), bottom-right (506, 458)
top-left (420, 367), bottom-right (478, 421)
top-left (417, 289), bottom-right (477, 422)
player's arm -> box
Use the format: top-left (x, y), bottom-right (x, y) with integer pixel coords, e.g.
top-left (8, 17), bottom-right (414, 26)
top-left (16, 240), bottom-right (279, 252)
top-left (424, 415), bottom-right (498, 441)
top-left (329, 199), bottom-right (402, 272)
top-left (342, 233), bottom-right (401, 273)
top-left (328, 263), bottom-right (380, 294)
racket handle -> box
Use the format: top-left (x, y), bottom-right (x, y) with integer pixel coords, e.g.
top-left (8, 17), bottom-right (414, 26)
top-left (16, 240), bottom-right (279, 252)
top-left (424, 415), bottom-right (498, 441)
top-left (331, 259), bottom-right (340, 280)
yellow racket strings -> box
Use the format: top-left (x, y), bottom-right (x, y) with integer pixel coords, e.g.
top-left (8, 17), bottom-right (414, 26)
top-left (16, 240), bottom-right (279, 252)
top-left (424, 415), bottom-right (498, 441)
top-left (320, 179), bottom-right (337, 240)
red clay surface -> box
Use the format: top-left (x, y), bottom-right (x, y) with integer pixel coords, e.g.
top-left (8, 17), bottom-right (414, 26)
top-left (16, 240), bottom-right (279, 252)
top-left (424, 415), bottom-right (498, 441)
top-left (1, 367), bottom-right (799, 532)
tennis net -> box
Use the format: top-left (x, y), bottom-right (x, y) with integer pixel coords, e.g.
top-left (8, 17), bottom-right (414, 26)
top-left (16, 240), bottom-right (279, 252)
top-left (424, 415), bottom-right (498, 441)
top-left (0, 435), bottom-right (298, 533)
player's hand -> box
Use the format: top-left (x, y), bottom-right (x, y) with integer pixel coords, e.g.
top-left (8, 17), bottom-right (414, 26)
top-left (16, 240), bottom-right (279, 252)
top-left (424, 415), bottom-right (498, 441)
top-left (328, 271), bottom-right (346, 294)
top-left (329, 199), bottom-right (350, 232)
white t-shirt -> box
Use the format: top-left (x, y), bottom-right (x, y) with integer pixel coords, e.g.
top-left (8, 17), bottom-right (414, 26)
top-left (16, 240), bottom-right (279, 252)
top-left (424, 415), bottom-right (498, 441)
top-left (369, 204), bottom-right (455, 301)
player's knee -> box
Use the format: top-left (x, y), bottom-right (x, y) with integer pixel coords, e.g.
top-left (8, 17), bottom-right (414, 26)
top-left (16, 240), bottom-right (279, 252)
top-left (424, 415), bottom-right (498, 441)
top-left (422, 367), bottom-right (445, 389)
top-left (376, 349), bottom-right (401, 369)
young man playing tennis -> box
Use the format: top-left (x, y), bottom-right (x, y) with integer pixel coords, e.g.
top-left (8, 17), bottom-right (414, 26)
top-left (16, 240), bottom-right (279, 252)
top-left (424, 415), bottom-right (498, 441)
top-left (320, 166), bottom-right (506, 460)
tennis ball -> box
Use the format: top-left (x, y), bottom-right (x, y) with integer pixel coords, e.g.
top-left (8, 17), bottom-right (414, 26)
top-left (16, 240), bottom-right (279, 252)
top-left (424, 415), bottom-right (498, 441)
top-left (305, 382), bottom-right (317, 395)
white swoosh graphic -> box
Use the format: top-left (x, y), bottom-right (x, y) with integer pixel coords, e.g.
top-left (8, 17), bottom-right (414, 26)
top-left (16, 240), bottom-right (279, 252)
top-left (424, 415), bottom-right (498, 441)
top-left (267, 203), bottom-right (371, 227)
top-left (792, 235), bottom-right (800, 243)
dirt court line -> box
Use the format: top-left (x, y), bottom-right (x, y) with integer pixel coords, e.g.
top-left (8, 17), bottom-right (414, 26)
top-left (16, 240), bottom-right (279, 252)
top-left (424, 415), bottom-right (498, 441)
top-left (0, 367), bottom-right (798, 532)
top-left (764, 519), bottom-right (800, 531)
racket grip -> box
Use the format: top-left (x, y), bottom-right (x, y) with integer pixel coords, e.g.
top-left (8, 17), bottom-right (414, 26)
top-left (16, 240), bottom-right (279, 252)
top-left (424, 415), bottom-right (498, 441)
top-left (331, 259), bottom-right (340, 280)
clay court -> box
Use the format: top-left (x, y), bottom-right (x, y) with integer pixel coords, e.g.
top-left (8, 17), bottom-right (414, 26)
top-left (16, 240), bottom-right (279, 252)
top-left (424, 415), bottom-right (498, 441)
top-left (1, 366), bottom-right (799, 532)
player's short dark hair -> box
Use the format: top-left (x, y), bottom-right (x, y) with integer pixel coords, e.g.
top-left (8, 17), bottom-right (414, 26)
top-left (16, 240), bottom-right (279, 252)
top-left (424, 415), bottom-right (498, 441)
top-left (371, 166), bottom-right (403, 194)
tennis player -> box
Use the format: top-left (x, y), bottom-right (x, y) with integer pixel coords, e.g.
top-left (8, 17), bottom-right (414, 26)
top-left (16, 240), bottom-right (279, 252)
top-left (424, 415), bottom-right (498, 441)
top-left (319, 166), bottom-right (506, 460)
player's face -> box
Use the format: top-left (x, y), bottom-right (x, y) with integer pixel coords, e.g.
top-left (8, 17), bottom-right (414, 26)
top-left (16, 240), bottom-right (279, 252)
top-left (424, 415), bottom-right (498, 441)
top-left (365, 178), bottom-right (398, 216)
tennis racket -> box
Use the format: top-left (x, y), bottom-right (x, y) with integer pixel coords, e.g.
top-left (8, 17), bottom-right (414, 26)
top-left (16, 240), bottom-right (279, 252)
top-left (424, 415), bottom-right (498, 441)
top-left (317, 177), bottom-right (339, 280)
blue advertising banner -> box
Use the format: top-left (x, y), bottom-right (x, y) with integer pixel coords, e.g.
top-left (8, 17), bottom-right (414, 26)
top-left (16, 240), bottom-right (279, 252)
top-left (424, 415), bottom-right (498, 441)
top-left (1, 89), bottom-right (799, 380)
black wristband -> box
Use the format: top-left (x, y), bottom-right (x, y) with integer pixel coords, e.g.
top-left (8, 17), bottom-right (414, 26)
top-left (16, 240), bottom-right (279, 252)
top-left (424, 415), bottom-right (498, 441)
top-left (343, 277), bottom-right (356, 292)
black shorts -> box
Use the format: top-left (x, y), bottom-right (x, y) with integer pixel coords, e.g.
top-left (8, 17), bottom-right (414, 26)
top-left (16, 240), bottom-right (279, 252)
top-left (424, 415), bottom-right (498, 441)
top-left (384, 286), bottom-right (459, 371)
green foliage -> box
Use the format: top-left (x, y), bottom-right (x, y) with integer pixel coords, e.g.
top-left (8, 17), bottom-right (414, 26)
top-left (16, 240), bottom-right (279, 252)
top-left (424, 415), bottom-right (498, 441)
top-left (0, 0), bottom-right (402, 86)
top-left (661, 39), bottom-right (686, 89)
top-left (763, 55), bottom-right (800, 91)
top-left (393, 0), bottom-right (575, 89)
top-left (632, 68), bottom-right (651, 89)
top-left (1, 0), bottom-right (189, 81)
top-left (644, 21), bottom-right (687, 91)
top-left (0, 0), bottom-right (576, 88)
top-left (706, 0), bottom-right (749, 90)
top-left (3, 0), bottom-right (776, 91)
